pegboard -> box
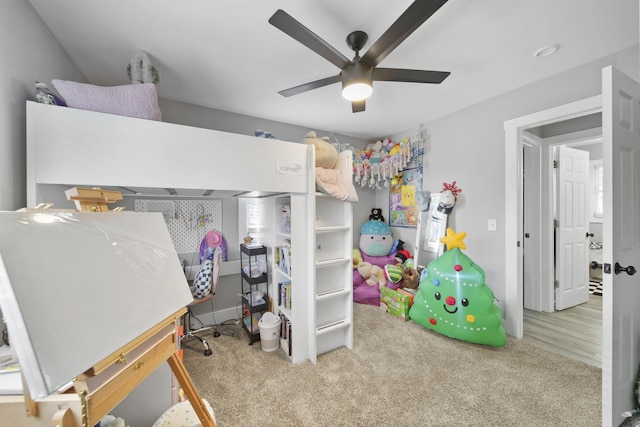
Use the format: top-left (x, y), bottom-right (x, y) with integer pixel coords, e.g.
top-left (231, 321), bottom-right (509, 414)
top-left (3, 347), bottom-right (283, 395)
top-left (135, 199), bottom-right (223, 254)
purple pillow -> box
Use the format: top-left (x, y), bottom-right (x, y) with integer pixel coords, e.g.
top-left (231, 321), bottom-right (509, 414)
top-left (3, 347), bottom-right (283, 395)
top-left (51, 80), bottom-right (162, 121)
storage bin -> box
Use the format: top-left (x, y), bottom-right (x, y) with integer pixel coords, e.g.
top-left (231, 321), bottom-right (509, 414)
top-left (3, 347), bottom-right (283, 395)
top-left (258, 312), bottom-right (281, 352)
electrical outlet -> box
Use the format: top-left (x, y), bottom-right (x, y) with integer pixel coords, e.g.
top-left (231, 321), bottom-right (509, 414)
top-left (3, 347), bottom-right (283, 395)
top-left (488, 219), bottom-right (497, 232)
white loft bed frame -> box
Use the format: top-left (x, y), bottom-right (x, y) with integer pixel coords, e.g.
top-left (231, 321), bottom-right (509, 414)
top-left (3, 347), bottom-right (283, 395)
top-left (24, 100), bottom-right (354, 363)
top-left (26, 101), bottom-right (314, 206)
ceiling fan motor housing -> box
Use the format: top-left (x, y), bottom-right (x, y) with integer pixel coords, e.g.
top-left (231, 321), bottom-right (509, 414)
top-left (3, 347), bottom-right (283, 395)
top-left (341, 62), bottom-right (373, 91)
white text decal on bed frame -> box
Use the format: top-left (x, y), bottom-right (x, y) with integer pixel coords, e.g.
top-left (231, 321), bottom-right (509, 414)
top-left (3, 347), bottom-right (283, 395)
top-left (135, 199), bottom-right (222, 254)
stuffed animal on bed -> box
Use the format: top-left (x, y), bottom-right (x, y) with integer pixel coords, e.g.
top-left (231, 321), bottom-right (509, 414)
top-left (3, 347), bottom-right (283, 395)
top-left (304, 131), bottom-right (338, 169)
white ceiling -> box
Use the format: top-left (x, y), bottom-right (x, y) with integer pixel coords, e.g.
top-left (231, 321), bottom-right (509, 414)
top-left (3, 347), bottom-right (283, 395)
top-left (28, 0), bottom-right (638, 140)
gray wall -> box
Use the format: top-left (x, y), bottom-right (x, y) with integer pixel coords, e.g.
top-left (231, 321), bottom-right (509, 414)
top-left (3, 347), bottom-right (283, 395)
top-left (390, 45), bottom-right (638, 312)
top-left (0, 0), bottom-right (86, 211)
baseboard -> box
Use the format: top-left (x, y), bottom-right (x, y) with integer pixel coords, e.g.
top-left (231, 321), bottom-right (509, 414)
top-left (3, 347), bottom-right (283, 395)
top-left (191, 307), bottom-right (240, 326)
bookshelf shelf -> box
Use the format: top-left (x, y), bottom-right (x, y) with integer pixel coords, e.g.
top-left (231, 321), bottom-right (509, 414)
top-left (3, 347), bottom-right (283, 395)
top-left (237, 151), bottom-right (353, 364)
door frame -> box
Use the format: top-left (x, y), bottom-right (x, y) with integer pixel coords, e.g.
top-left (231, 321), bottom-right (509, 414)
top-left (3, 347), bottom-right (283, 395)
top-left (503, 95), bottom-right (602, 338)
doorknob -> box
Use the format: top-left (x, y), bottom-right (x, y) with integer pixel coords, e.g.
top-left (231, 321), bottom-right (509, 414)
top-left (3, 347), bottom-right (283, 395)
top-left (586, 232), bottom-right (594, 238)
top-left (614, 262), bottom-right (636, 276)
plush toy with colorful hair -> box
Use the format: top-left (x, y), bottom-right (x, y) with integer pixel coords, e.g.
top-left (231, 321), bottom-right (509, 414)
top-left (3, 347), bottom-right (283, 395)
top-left (438, 181), bottom-right (462, 214)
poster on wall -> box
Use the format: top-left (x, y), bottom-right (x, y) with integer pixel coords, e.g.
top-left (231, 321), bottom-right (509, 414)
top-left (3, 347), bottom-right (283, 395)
top-left (389, 168), bottom-right (421, 228)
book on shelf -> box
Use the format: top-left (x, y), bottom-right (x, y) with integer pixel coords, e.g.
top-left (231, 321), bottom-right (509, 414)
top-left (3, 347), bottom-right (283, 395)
top-left (278, 280), bottom-right (292, 310)
top-left (279, 204), bottom-right (291, 234)
top-left (278, 315), bottom-right (293, 357)
top-left (275, 246), bottom-right (292, 276)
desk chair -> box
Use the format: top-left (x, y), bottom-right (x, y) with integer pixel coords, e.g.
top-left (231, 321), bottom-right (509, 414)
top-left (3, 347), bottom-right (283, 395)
top-left (181, 293), bottom-right (220, 356)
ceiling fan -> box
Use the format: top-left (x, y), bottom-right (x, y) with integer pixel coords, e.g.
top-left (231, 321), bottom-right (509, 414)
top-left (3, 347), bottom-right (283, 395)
top-left (268, 0), bottom-right (451, 113)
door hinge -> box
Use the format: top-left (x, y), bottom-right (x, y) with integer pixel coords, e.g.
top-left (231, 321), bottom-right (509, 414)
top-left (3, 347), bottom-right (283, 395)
top-left (554, 280), bottom-right (559, 288)
top-left (553, 160), bottom-right (558, 168)
top-left (554, 219), bottom-right (559, 228)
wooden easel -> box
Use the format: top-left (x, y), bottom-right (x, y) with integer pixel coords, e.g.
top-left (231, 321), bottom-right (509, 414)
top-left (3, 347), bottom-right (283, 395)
top-left (0, 310), bottom-right (216, 427)
top-left (64, 187), bottom-right (124, 212)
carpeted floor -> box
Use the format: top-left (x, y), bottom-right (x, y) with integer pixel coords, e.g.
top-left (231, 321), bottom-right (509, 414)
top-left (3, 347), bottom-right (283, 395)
top-left (183, 303), bottom-right (601, 426)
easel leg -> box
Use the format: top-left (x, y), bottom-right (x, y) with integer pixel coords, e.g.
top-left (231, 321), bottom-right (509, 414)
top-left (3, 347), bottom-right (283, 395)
top-left (167, 353), bottom-right (216, 427)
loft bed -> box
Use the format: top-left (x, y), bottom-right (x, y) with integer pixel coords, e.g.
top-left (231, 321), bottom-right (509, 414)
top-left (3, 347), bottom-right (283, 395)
top-left (26, 101), bottom-right (315, 206)
top-left (19, 101), bottom-right (355, 423)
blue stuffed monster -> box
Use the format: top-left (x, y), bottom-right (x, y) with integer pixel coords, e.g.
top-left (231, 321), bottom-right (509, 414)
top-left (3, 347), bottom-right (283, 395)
top-left (359, 220), bottom-right (393, 257)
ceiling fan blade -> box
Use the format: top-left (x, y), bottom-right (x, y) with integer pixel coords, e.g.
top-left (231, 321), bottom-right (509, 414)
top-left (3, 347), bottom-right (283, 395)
top-left (361, 0), bottom-right (448, 67)
top-left (373, 68), bottom-right (450, 83)
top-left (352, 100), bottom-right (366, 113)
top-left (269, 9), bottom-right (351, 69)
top-left (278, 75), bottom-right (341, 97)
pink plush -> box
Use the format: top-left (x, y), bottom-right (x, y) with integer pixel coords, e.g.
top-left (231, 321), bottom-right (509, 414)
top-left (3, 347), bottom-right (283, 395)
top-left (353, 252), bottom-right (401, 306)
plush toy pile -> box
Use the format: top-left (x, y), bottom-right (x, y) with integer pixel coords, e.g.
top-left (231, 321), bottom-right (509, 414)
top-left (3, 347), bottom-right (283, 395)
top-left (305, 131), bottom-right (358, 202)
top-left (409, 228), bottom-right (506, 347)
top-left (353, 136), bottom-right (422, 189)
top-left (353, 214), bottom-right (423, 307)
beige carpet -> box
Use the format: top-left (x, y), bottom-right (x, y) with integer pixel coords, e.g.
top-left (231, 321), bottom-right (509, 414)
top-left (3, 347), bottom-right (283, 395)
top-left (183, 303), bottom-right (601, 426)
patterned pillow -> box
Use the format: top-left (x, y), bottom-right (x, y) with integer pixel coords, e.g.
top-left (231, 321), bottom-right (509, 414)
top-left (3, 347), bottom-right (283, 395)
top-left (51, 79), bottom-right (161, 121)
top-left (192, 259), bottom-right (213, 298)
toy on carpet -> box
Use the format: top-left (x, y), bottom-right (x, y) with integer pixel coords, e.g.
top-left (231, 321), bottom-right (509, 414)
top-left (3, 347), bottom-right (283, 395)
top-left (391, 239), bottom-right (411, 265)
top-left (400, 267), bottom-right (420, 289)
top-left (437, 181), bottom-right (462, 214)
top-left (369, 208), bottom-right (385, 222)
top-left (304, 131), bottom-right (338, 169)
top-left (353, 248), bottom-right (364, 269)
top-left (384, 263), bottom-right (420, 290)
top-left (356, 261), bottom-right (387, 288)
top-left (359, 220), bottom-right (393, 257)
top-left (409, 228), bottom-right (506, 347)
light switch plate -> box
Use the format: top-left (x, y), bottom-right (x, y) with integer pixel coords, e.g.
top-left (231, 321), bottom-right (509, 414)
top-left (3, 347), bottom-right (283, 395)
top-left (488, 219), bottom-right (497, 232)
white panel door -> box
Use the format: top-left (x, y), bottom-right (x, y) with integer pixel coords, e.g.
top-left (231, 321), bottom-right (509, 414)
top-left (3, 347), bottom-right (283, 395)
top-left (555, 146), bottom-right (590, 310)
top-left (601, 66), bottom-right (640, 426)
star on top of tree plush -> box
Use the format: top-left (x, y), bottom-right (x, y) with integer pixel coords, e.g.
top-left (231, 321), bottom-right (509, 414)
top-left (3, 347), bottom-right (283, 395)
top-left (440, 227), bottom-right (467, 250)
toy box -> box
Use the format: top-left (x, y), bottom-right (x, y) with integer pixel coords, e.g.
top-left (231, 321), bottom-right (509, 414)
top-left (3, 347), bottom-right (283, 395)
top-left (380, 287), bottom-right (413, 321)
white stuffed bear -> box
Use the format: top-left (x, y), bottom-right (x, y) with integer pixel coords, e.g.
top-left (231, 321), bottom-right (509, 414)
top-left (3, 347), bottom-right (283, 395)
top-left (357, 261), bottom-right (387, 288)
top-left (303, 131), bottom-right (338, 169)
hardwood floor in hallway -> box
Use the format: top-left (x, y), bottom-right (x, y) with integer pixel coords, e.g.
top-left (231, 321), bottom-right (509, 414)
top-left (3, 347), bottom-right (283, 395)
top-left (523, 294), bottom-right (602, 368)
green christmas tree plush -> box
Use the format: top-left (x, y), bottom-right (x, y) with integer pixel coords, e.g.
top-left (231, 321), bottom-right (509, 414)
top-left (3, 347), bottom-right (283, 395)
top-left (409, 228), bottom-right (506, 347)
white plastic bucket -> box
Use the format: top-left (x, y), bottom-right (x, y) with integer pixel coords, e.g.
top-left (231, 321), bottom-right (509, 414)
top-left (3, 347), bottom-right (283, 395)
top-left (258, 312), bottom-right (281, 352)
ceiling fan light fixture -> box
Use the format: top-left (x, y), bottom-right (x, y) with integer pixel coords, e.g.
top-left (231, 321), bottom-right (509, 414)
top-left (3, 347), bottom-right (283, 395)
top-left (341, 62), bottom-right (373, 101)
top-left (342, 81), bottom-right (373, 101)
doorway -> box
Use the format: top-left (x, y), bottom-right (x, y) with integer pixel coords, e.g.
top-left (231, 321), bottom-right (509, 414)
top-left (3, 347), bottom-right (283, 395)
top-left (503, 95), bottom-right (602, 339)
top-left (523, 119), bottom-right (603, 313)
top-left (520, 121), bottom-right (603, 366)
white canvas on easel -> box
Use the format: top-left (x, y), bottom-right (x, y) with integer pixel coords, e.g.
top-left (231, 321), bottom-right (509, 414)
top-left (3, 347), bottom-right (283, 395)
top-left (0, 211), bottom-right (194, 399)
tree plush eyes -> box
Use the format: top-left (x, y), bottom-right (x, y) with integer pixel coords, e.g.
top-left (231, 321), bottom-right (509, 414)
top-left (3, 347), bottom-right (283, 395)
top-left (434, 292), bottom-right (441, 300)
top-left (462, 298), bottom-right (469, 306)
